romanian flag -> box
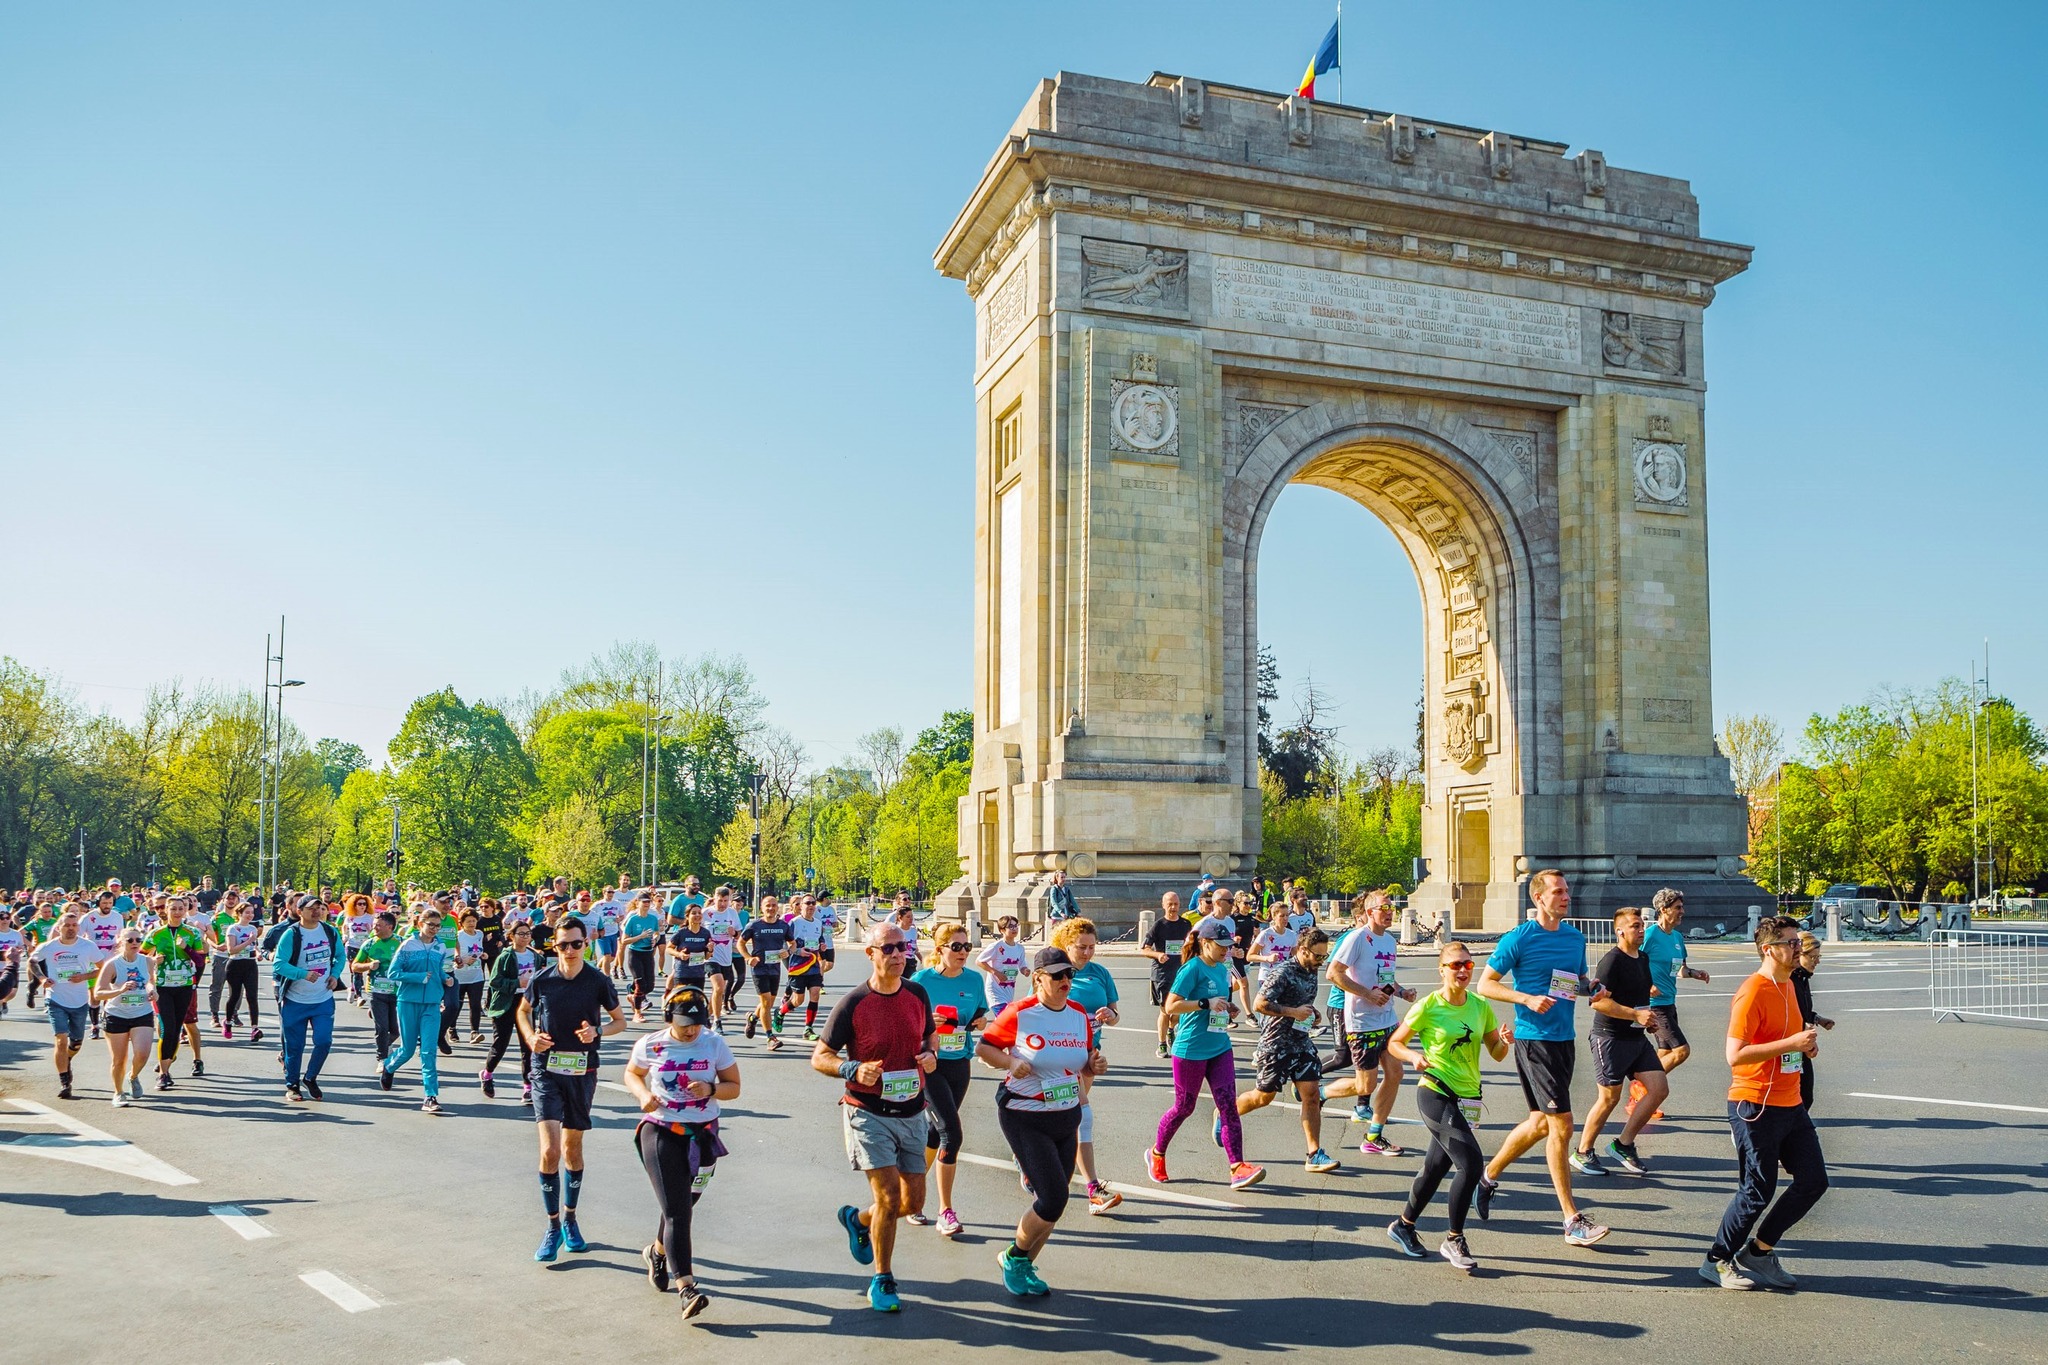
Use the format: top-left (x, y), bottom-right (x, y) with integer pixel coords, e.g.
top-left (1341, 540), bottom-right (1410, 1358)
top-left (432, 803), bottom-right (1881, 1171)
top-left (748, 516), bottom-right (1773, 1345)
top-left (1297, 19), bottom-right (1340, 99)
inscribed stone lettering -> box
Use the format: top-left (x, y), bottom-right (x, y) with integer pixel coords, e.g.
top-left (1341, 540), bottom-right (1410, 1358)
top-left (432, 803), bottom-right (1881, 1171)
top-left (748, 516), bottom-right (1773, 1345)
top-left (1212, 257), bottom-right (1581, 367)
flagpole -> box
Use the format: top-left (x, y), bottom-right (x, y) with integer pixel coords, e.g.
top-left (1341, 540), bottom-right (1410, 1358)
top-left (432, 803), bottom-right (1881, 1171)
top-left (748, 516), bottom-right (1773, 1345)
top-left (1335, 0), bottom-right (1343, 105)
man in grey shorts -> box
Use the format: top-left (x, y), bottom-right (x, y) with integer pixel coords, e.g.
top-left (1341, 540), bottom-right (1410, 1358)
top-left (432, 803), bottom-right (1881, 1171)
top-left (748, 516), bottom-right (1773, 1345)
top-left (812, 920), bottom-right (935, 1313)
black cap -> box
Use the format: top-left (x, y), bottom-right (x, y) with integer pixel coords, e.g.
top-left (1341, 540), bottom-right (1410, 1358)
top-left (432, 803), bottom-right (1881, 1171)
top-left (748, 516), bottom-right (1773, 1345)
top-left (1032, 946), bottom-right (1074, 973)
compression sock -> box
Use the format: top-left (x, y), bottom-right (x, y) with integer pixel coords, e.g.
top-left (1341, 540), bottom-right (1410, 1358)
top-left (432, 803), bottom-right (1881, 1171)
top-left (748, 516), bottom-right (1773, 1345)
top-left (539, 1170), bottom-right (561, 1220)
top-left (565, 1167), bottom-right (584, 1211)
top-left (805, 1003), bottom-right (818, 1029)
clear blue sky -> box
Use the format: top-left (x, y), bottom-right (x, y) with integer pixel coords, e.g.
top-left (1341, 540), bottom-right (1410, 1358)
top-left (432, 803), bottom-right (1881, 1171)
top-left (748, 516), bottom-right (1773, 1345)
top-left (4, 2), bottom-right (2041, 770)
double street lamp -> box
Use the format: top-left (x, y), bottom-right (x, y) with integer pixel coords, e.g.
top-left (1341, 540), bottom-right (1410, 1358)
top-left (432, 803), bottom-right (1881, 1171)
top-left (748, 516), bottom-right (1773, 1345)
top-left (256, 616), bottom-right (306, 898)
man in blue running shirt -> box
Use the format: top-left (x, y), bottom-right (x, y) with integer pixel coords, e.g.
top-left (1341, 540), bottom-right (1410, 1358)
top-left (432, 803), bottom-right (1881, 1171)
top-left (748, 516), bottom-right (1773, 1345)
top-left (1475, 870), bottom-right (1612, 1249)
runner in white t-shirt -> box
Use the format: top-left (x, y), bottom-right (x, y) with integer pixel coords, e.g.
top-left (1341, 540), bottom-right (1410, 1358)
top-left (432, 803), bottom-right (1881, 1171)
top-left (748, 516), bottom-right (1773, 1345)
top-left (977, 917), bottom-right (1028, 1012)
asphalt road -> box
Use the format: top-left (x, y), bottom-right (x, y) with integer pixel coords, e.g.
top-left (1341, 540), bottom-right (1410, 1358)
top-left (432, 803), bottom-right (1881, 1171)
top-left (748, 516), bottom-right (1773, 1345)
top-left (1, 941), bottom-right (2042, 1364)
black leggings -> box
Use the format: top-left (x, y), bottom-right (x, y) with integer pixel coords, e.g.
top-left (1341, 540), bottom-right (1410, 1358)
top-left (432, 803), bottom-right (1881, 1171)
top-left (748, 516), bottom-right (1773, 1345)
top-left (224, 959), bottom-right (260, 1027)
top-left (997, 1099), bottom-right (1082, 1224)
top-left (370, 994), bottom-right (400, 1059)
top-left (1799, 1061), bottom-right (1815, 1112)
top-left (924, 1056), bottom-right (972, 1161)
top-left (628, 949), bottom-right (655, 1006)
top-left (635, 1122), bottom-right (714, 1278)
top-left (155, 986), bottom-right (195, 1062)
top-left (441, 981), bottom-right (483, 1041)
top-left (485, 1010), bottom-right (531, 1076)
top-left (1404, 1085), bottom-right (1486, 1235)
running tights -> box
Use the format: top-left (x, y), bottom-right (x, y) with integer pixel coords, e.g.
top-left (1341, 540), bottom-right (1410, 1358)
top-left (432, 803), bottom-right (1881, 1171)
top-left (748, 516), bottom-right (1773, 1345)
top-left (224, 959), bottom-right (260, 1028)
top-left (1154, 1051), bottom-right (1243, 1164)
top-left (636, 1122), bottom-right (713, 1278)
top-left (370, 994), bottom-right (400, 1059)
top-left (1709, 1101), bottom-right (1829, 1261)
top-left (628, 950), bottom-right (655, 1006)
top-left (998, 1101), bottom-right (1082, 1224)
top-left (923, 1056), bottom-right (971, 1161)
top-left (1404, 1085), bottom-right (1485, 1235)
top-left (441, 981), bottom-right (483, 1042)
top-left (485, 1011), bottom-right (531, 1077)
top-left (155, 987), bottom-right (195, 1062)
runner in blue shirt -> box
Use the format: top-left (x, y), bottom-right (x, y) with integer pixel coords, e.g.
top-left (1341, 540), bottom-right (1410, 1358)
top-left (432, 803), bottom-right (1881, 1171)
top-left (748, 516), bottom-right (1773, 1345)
top-left (1474, 870), bottom-right (1610, 1249)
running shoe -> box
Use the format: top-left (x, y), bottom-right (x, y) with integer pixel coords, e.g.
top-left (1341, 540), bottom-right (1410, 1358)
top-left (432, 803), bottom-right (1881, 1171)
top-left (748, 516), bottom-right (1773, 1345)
top-left (1350, 1103), bottom-right (1373, 1123)
top-left (437, 1039), bottom-right (453, 1056)
top-left (222, 1023), bottom-right (233, 1040)
top-left (304, 1078), bottom-right (323, 1101)
top-left (422, 1096), bottom-right (442, 1115)
top-left (1144, 1148), bottom-right (1170, 1184)
top-left (1305, 1148), bottom-right (1341, 1173)
top-left (1475, 1176), bottom-right (1500, 1222)
top-left (938, 1208), bottom-right (964, 1237)
top-left (998, 1247), bottom-right (1050, 1297)
top-left (378, 1068), bottom-right (394, 1092)
top-left (480, 1069), bottom-right (496, 1098)
top-left (744, 1016), bottom-right (758, 1040)
top-left (1735, 1247), bottom-right (1798, 1290)
top-left (284, 1084), bottom-right (304, 1102)
top-left (1228, 1161), bottom-right (1266, 1191)
top-left (57, 1080), bottom-right (73, 1100)
top-left (1563, 1213), bottom-right (1610, 1248)
top-left (1155, 1041), bottom-right (1168, 1059)
top-left (905, 1211), bottom-right (934, 1227)
top-left (1358, 1133), bottom-right (1405, 1157)
top-left (112, 1093), bottom-right (128, 1108)
top-left (1439, 1234), bottom-right (1479, 1272)
top-left (1607, 1140), bottom-right (1648, 1175)
top-left (561, 1215), bottom-right (588, 1252)
top-left (838, 1204), bottom-right (874, 1265)
top-left (1385, 1218), bottom-right (1427, 1259)
top-left (190, 1060), bottom-right (204, 1078)
top-left (1700, 1255), bottom-right (1755, 1290)
top-left (157, 1073), bottom-right (172, 1092)
top-left (90, 1026), bottom-right (102, 1040)
top-left (768, 1035), bottom-right (784, 1052)
top-left (1569, 1148), bottom-right (1609, 1177)
top-left (469, 1031), bottom-right (484, 1045)
top-left (249, 1028), bottom-right (264, 1044)
top-left (535, 1224), bottom-right (561, 1263)
top-left (643, 1242), bottom-right (670, 1291)
top-left (679, 1285), bottom-right (710, 1319)
top-left (867, 1273), bottom-right (900, 1312)
top-left (521, 1083), bottom-right (532, 1102)
top-left (1212, 1113), bottom-right (1224, 1147)
top-left (1086, 1181), bottom-right (1122, 1214)
top-left (128, 1076), bottom-right (142, 1099)
top-left (803, 1028), bottom-right (819, 1042)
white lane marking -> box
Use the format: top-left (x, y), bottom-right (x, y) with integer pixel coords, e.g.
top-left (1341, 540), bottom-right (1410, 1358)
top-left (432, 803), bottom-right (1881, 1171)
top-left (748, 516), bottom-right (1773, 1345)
top-left (1, 1099), bottom-right (198, 1186)
top-left (301, 1270), bottom-right (379, 1312)
top-left (953, 1151), bottom-right (1246, 1211)
top-left (209, 1205), bottom-right (276, 1240)
top-left (1848, 1092), bottom-right (2048, 1116)
top-left (1846, 1006), bottom-right (1930, 1013)
top-left (1684, 985), bottom-right (1922, 1000)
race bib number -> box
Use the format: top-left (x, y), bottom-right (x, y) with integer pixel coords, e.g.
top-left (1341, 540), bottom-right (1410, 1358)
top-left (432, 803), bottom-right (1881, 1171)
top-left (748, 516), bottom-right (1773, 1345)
top-left (545, 1051), bottom-right (590, 1076)
top-left (1378, 965), bottom-right (1398, 987)
top-left (690, 1166), bottom-right (715, 1193)
top-left (1779, 1050), bottom-right (1804, 1074)
top-left (1039, 1077), bottom-right (1080, 1106)
top-left (1292, 1014), bottom-right (1313, 1033)
top-left (880, 1068), bottom-right (922, 1102)
top-left (761, 950), bottom-right (780, 964)
top-left (160, 966), bottom-right (192, 987)
top-left (1459, 1098), bottom-right (1484, 1126)
top-left (1206, 999), bottom-right (1230, 1029)
top-left (688, 951), bottom-right (707, 966)
top-left (1548, 969), bottom-right (1580, 1002)
top-left (118, 988), bottom-right (150, 1011)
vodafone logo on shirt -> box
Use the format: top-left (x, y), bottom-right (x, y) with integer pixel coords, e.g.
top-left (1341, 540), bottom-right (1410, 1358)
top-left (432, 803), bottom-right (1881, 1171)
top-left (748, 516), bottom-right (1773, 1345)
top-left (1024, 1033), bottom-right (1044, 1050)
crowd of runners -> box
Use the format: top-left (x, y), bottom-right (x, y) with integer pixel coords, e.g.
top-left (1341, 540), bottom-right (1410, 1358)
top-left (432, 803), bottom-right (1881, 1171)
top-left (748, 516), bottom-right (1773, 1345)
top-left (0, 868), bottom-right (1833, 1318)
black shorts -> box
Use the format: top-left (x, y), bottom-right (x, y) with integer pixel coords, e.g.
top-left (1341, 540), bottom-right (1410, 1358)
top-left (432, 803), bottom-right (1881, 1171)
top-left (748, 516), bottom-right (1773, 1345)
top-left (1255, 1043), bottom-right (1325, 1095)
top-left (1344, 1026), bottom-right (1393, 1071)
top-left (709, 963), bottom-right (738, 992)
top-left (669, 968), bottom-right (709, 991)
top-left (1150, 965), bottom-right (1173, 1007)
top-left (104, 1012), bottom-right (155, 1035)
top-left (752, 968), bottom-right (782, 995)
top-left (1228, 960), bottom-right (1247, 982)
top-left (1645, 1005), bottom-right (1688, 1051)
top-left (1514, 1038), bottom-right (1576, 1115)
top-left (1591, 1031), bottom-right (1665, 1087)
top-left (785, 968), bottom-right (824, 992)
top-left (529, 1066), bottom-right (599, 1130)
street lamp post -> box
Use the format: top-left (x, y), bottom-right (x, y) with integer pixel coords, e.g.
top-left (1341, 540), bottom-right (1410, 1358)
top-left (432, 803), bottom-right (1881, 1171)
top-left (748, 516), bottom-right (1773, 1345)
top-left (749, 771), bottom-right (765, 910)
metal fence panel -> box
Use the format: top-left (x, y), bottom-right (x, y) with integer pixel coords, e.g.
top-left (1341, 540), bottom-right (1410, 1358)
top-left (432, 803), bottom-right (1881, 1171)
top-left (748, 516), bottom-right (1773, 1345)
top-left (1931, 929), bottom-right (2048, 1025)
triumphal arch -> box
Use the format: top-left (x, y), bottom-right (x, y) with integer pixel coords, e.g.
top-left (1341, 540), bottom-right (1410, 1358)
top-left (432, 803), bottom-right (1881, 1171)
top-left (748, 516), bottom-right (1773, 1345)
top-left (934, 71), bottom-right (1760, 930)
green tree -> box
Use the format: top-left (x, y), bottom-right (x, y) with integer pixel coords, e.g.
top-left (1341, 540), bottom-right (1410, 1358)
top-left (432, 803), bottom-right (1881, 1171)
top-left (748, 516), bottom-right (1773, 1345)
top-left (387, 689), bottom-right (532, 889)
top-left (316, 739), bottom-right (368, 795)
top-left (0, 659), bottom-right (79, 888)
top-left (327, 768), bottom-right (392, 891)
top-left (527, 794), bottom-right (615, 889)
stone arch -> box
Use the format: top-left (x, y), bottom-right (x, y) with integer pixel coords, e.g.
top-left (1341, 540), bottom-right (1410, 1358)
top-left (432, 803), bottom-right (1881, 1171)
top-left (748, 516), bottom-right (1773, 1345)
top-left (1223, 395), bottom-right (1559, 923)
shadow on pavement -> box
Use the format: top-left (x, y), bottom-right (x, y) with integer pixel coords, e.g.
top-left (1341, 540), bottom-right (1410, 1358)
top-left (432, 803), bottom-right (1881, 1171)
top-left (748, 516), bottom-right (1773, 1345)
top-left (0, 1189), bottom-right (314, 1219)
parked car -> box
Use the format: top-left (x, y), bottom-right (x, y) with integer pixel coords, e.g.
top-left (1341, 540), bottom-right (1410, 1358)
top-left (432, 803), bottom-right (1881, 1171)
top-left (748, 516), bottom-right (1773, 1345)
top-left (1816, 883), bottom-right (1896, 908)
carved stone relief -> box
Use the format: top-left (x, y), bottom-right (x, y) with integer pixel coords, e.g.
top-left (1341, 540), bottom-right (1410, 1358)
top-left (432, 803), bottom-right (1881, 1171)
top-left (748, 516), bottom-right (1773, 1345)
top-left (1489, 430), bottom-right (1537, 485)
top-left (982, 266), bottom-right (1028, 359)
top-left (1632, 440), bottom-right (1689, 510)
top-left (1233, 401), bottom-right (1301, 463)
top-left (1444, 696), bottom-right (1478, 765)
top-left (1080, 238), bottom-right (1187, 313)
top-left (1602, 311), bottom-right (1686, 376)
top-left (1109, 380), bottom-right (1180, 456)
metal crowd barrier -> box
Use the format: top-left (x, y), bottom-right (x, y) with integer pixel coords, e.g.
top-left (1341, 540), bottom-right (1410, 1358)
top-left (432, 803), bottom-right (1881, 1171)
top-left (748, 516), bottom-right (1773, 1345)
top-left (1930, 929), bottom-right (2048, 1025)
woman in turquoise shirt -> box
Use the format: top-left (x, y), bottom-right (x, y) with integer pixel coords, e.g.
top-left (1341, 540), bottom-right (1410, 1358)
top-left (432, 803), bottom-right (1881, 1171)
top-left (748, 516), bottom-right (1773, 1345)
top-left (910, 930), bottom-right (987, 1239)
top-left (1050, 917), bottom-right (1125, 1214)
top-left (1145, 919), bottom-right (1267, 1191)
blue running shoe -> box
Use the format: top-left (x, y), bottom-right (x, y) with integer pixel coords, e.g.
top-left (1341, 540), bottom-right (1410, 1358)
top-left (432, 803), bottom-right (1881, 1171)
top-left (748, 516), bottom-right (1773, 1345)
top-left (1212, 1113), bottom-right (1224, 1147)
top-left (838, 1204), bottom-right (874, 1266)
top-left (999, 1248), bottom-right (1050, 1297)
top-left (561, 1215), bottom-right (588, 1253)
top-left (534, 1224), bottom-right (561, 1263)
top-left (868, 1272), bottom-right (900, 1312)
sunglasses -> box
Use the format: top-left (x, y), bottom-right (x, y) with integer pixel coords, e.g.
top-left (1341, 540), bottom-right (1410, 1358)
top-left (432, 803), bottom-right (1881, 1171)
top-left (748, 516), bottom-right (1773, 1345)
top-left (944, 942), bottom-right (971, 952)
top-left (1040, 969), bottom-right (1074, 983)
top-left (873, 942), bottom-right (907, 955)
top-left (1444, 961), bottom-right (1475, 972)
top-left (556, 938), bottom-right (586, 949)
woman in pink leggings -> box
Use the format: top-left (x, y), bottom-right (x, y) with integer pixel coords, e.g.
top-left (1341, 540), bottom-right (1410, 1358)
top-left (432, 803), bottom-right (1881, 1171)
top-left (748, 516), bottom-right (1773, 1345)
top-left (1144, 917), bottom-right (1266, 1191)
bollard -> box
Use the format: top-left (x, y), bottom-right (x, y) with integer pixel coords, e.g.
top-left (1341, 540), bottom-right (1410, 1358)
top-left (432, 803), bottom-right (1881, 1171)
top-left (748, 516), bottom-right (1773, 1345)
top-left (1826, 903), bottom-right (1841, 944)
top-left (969, 913), bottom-right (983, 947)
top-left (1399, 902), bottom-right (1418, 946)
top-left (1746, 906), bottom-right (1761, 940)
top-left (1137, 910), bottom-right (1156, 946)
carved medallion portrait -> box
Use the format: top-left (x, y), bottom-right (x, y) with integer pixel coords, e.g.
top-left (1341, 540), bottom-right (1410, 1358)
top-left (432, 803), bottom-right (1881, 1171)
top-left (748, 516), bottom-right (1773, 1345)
top-left (1632, 440), bottom-right (1688, 508)
top-left (1109, 381), bottom-right (1180, 456)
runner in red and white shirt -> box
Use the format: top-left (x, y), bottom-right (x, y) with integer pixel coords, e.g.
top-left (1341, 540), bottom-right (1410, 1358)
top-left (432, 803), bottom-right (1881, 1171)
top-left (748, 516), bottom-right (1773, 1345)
top-left (976, 946), bottom-right (1106, 1298)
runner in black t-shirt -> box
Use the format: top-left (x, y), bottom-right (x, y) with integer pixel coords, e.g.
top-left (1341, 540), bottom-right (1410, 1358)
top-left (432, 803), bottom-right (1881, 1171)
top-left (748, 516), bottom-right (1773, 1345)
top-left (739, 904), bottom-right (793, 1050)
top-left (517, 920), bottom-right (625, 1265)
top-left (1577, 906), bottom-right (1669, 1177)
top-left (1142, 893), bottom-right (1194, 1058)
